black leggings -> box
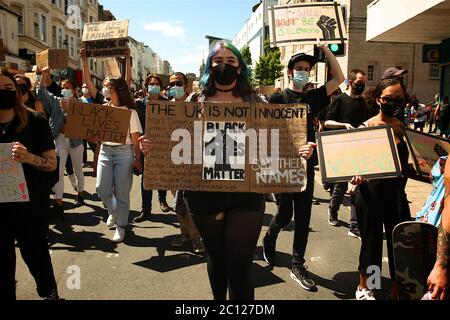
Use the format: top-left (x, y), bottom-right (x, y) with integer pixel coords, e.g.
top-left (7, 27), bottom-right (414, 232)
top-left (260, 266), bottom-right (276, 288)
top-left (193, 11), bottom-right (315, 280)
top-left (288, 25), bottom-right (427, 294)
top-left (0, 202), bottom-right (57, 300)
top-left (192, 209), bottom-right (264, 300)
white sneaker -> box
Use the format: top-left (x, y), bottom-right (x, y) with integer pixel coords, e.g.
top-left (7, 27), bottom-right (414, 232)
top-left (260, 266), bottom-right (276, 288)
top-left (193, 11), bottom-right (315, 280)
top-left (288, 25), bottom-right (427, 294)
top-left (106, 215), bottom-right (116, 228)
top-left (356, 286), bottom-right (376, 300)
top-left (112, 227), bottom-right (125, 243)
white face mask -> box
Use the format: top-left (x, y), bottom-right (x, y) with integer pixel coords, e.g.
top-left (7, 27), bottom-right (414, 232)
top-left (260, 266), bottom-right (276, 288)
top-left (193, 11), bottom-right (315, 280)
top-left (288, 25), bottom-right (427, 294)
top-left (82, 88), bottom-right (90, 96)
top-left (102, 86), bottom-right (111, 99)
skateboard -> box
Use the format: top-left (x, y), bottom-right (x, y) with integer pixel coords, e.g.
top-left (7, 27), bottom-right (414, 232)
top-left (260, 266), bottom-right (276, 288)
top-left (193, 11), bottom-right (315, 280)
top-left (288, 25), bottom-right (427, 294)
top-left (393, 221), bottom-right (438, 300)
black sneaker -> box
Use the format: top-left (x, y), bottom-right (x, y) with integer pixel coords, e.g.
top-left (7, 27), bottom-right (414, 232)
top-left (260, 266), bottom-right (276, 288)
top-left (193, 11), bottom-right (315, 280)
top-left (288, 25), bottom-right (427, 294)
top-left (290, 266), bottom-right (317, 291)
top-left (160, 200), bottom-right (171, 213)
top-left (49, 204), bottom-right (64, 222)
top-left (262, 236), bottom-right (276, 265)
top-left (328, 210), bottom-right (339, 226)
top-left (73, 195), bottom-right (85, 208)
top-left (348, 227), bottom-right (362, 240)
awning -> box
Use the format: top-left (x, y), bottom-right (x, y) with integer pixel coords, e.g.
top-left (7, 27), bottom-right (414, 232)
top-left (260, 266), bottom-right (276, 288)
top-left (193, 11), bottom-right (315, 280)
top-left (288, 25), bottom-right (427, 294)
top-left (366, 0), bottom-right (450, 43)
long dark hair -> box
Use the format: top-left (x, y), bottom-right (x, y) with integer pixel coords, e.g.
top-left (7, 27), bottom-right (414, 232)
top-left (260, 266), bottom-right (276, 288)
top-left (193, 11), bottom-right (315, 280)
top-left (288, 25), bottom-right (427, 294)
top-left (374, 78), bottom-right (404, 99)
top-left (15, 74), bottom-right (38, 108)
top-left (1, 69), bottom-right (31, 133)
top-left (199, 41), bottom-right (252, 98)
top-left (108, 77), bottom-right (136, 110)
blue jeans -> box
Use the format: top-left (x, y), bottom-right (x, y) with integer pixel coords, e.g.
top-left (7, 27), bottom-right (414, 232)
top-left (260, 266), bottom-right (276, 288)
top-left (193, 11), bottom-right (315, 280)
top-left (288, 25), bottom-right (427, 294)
top-left (96, 144), bottom-right (134, 227)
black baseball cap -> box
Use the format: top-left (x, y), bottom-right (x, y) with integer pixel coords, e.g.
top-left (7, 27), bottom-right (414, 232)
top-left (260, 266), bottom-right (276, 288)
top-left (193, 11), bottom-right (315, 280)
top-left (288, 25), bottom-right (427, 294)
top-left (382, 67), bottom-right (408, 80)
top-left (288, 53), bottom-right (318, 70)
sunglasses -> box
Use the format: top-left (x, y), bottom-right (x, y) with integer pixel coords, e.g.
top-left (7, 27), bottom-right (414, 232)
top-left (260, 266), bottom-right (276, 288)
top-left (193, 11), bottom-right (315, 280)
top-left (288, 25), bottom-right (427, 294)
top-left (168, 81), bottom-right (183, 87)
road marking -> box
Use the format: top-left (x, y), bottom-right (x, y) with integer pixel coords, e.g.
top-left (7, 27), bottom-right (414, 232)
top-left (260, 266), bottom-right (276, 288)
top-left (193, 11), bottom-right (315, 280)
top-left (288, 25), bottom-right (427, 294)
top-left (106, 253), bottom-right (120, 258)
top-left (382, 257), bottom-right (389, 263)
top-left (311, 257), bottom-right (322, 262)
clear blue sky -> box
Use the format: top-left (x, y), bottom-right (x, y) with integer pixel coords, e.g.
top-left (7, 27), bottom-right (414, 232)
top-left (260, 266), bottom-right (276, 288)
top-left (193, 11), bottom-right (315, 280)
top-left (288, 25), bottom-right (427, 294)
top-left (99, 0), bottom-right (258, 75)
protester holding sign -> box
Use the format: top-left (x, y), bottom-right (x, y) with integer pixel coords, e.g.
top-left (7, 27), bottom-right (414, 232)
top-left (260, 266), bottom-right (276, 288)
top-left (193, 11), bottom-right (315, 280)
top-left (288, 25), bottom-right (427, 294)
top-left (188, 41), bottom-right (268, 300)
top-left (262, 45), bottom-right (345, 292)
top-left (350, 78), bottom-right (411, 300)
top-left (133, 74), bottom-right (170, 223)
top-left (14, 74), bottom-right (45, 114)
top-left (37, 70), bottom-right (86, 217)
top-left (164, 72), bottom-right (205, 254)
top-left (0, 69), bottom-right (60, 300)
top-left (96, 77), bottom-right (142, 243)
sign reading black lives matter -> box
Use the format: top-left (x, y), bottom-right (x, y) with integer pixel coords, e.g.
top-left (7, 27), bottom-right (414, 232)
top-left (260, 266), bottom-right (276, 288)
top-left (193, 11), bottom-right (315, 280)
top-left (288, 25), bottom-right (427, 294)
top-left (65, 101), bottom-right (132, 144)
top-left (268, 2), bottom-right (347, 47)
top-left (144, 101), bottom-right (308, 194)
top-left (82, 20), bottom-right (129, 58)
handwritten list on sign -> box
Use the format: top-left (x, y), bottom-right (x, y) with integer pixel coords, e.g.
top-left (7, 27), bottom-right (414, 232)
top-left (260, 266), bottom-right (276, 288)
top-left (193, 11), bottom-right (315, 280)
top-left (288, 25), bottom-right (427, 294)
top-left (143, 101), bottom-right (307, 193)
top-left (0, 143), bottom-right (30, 203)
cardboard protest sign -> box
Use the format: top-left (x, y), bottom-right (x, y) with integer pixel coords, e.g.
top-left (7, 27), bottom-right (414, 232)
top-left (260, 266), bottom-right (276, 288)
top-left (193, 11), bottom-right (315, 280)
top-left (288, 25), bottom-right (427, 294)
top-left (104, 57), bottom-right (122, 78)
top-left (143, 101), bottom-right (308, 193)
top-left (0, 38), bottom-right (5, 62)
top-left (316, 126), bottom-right (401, 183)
top-left (65, 101), bottom-right (132, 144)
top-left (404, 129), bottom-right (450, 177)
top-left (36, 49), bottom-right (68, 70)
top-left (0, 143), bottom-right (30, 203)
top-left (82, 20), bottom-right (129, 58)
top-left (268, 2), bottom-right (347, 47)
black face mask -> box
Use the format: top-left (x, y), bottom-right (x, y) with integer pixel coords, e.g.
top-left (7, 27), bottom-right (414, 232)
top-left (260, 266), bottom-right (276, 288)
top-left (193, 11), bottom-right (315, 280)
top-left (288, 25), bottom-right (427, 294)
top-left (212, 63), bottom-right (239, 86)
top-left (0, 89), bottom-right (17, 110)
top-left (379, 100), bottom-right (404, 118)
top-left (352, 83), bottom-right (366, 96)
top-left (19, 84), bottom-right (29, 95)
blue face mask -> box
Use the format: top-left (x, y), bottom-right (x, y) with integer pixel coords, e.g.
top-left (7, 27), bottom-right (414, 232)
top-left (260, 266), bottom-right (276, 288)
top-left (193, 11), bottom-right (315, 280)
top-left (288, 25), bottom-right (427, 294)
top-left (292, 70), bottom-right (310, 88)
top-left (169, 86), bottom-right (185, 99)
top-left (61, 89), bottom-right (73, 99)
top-left (148, 85), bottom-right (160, 96)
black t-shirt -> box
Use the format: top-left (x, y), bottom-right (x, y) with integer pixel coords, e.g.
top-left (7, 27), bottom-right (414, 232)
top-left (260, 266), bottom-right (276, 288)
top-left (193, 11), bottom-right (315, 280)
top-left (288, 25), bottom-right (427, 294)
top-left (326, 93), bottom-right (370, 129)
top-left (269, 86), bottom-right (330, 166)
top-left (0, 111), bottom-right (55, 202)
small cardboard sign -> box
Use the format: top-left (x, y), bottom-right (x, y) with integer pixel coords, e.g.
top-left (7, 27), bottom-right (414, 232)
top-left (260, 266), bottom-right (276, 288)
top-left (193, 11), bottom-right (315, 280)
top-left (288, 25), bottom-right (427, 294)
top-left (65, 101), bottom-right (132, 144)
top-left (316, 126), bottom-right (401, 183)
top-left (104, 57), bottom-right (122, 78)
top-left (143, 101), bottom-right (308, 193)
top-left (82, 20), bottom-right (129, 58)
top-left (404, 129), bottom-right (450, 177)
top-left (0, 143), bottom-right (30, 203)
top-left (36, 49), bottom-right (69, 70)
top-left (268, 2), bottom-right (347, 47)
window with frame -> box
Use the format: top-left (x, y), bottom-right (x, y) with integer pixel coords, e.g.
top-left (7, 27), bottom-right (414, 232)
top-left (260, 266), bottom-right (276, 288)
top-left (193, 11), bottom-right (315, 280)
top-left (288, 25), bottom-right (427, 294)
top-left (429, 64), bottom-right (440, 79)
top-left (52, 26), bottom-right (57, 48)
top-left (34, 13), bottom-right (47, 43)
top-left (367, 65), bottom-right (375, 82)
top-left (70, 36), bottom-right (75, 57)
top-left (58, 27), bottom-right (64, 49)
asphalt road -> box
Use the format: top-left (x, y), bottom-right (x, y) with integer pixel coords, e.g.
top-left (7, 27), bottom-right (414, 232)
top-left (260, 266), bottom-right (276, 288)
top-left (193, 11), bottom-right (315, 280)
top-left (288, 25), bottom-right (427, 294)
top-left (15, 166), bottom-right (392, 300)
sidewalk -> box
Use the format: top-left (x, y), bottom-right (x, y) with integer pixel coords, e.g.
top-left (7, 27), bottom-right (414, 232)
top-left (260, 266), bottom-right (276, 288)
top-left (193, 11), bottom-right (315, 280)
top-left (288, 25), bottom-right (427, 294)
top-left (313, 167), bottom-right (432, 218)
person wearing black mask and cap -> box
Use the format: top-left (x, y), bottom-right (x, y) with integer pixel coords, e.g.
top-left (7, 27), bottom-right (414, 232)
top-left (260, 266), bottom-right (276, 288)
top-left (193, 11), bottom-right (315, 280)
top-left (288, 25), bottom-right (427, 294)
top-left (262, 45), bottom-right (345, 292)
top-left (324, 69), bottom-right (370, 238)
top-left (381, 67), bottom-right (408, 123)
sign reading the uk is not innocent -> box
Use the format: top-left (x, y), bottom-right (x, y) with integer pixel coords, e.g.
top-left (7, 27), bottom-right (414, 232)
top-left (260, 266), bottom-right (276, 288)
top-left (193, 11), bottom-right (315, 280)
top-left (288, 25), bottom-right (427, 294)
top-left (144, 101), bottom-right (308, 194)
top-left (82, 19), bottom-right (129, 58)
